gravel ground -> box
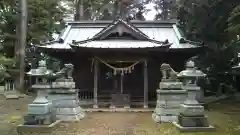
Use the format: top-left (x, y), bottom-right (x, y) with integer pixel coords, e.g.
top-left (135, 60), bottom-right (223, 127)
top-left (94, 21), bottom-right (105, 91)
top-left (1, 95), bottom-right (240, 135)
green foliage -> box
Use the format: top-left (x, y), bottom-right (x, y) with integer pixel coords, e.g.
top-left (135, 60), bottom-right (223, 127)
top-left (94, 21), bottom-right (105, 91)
top-left (227, 5), bottom-right (240, 38)
top-left (27, 0), bottom-right (66, 44)
top-left (65, 0), bottom-right (151, 20)
top-left (153, 0), bottom-right (177, 20)
top-left (0, 55), bottom-right (15, 83)
top-left (177, 0), bottom-right (240, 92)
top-left (177, 0), bottom-right (240, 46)
top-left (0, 0), bottom-right (66, 58)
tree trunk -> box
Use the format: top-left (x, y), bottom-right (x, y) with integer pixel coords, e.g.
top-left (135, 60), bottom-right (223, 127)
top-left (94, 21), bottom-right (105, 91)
top-left (14, 23), bottom-right (20, 90)
top-left (18, 0), bottom-right (27, 92)
top-left (74, 0), bottom-right (84, 21)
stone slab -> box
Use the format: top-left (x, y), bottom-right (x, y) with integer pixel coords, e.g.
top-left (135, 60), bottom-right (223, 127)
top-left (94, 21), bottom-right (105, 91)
top-left (56, 113), bottom-right (85, 121)
top-left (17, 120), bottom-right (61, 134)
top-left (51, 81), bottom-right (75, 89)
top-left (55, 106), bottom-right (85, 121)
top-left (4, 94), bottom-right (19, 99)
top-left (32, 84), bottom-right (51, 89)
top-left (178, 115), bottom-right (209, 127)
top-left (154, 108), bottom-right (180, 115)
top-left (157, 92), bottom-right (187, 101)
top-left (24, 113), bottom-right (56, 125)
top-left (173, 122), bottom-right (216, 132)
top-left (54, 99), bottom-right (79, 108)
top-left (56, 106), bottom-right (83, 115)
top-left (159, 82), bottom-right (183, 90)
top-left (183, 86), bottom-right (201, 91)
top-left (157, 89), bottom-right (187, 94)
top-left (48, 89), bottom-right (78, 94)
top-left (28, 102), bottom-right (52, 115)
top-left (180, 104), bottom-right (204, 116)
top-left (160, 115), bottom-right (178, 122)
top-left (47, 94), bottom-right (78, 102)
top-left (165, 101), bottom-right (183, 108)
top-left (19, 94), bottom-right (29, 98)
top-left (152, 112), bottom-right (178, 123)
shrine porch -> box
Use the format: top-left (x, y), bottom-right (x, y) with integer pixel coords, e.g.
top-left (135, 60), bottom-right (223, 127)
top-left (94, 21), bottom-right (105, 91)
top-left (78, 89), bottom-right (157, 109)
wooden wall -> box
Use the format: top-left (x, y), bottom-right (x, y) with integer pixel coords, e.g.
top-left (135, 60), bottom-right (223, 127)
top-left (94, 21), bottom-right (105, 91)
top-left (48, 50), bottom-right (195, 101)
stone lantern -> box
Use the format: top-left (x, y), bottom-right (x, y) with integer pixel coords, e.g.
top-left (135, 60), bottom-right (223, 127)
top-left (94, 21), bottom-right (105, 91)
top-left (177, 60), bottom-right (205, 105)
top-left (24, 60), bottom-right (56, 125)
top-left (173, 61), bottom-right (215, 132)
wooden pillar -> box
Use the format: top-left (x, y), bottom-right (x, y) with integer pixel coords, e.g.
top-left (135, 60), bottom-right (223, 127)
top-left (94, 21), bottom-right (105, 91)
top-left (143, 60), bottom-right (148, 108)
top-left (120, 74), bottom-right (123, 94)
top-left (93, 59), bottom-right (99, 108)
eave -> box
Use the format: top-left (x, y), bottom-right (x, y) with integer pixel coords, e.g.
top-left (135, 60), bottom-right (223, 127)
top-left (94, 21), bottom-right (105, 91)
top-left (70, 43), bottom-right (171, 53)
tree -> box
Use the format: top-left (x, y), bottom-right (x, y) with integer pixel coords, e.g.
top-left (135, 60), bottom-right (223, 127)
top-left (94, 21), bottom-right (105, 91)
top-left (18, 0), bottom-right (27, 91)
top-left (177, 0), bottom-right (240, 92)
top-left (154, 0), bottom-right (177, 20)
top-left (65, 0), bottom-right (114, 20)
top-left (227, 5), bottom-right (240, 39)
top-left (0, 0), bottom-right (66, 91)
top-left (177, 0), bottom-right (240, 47)
top-left (65, 0), bottom-right (150, 20)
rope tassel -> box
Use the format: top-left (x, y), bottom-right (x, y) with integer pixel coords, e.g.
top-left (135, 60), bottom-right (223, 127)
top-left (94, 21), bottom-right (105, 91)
top-left (94, 57), bottom-right (140, 76)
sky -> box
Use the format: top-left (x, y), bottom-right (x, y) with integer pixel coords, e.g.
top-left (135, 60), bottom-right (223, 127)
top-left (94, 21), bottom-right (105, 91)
top-left (61, 1), bottom-right (158, 21)
top-left (143, 2), bottom-right (157, 20)
top-left (53, 2), bottom-right (157, 39)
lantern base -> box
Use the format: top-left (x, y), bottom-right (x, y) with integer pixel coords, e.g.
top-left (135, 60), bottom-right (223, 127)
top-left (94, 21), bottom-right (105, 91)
top-left (180, 104), bottom-right (204, 116)
top-left (173, 121), bottom-right (215, 132)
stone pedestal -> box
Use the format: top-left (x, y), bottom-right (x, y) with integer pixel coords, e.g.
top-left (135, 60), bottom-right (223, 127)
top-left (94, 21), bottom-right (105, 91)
top-left (152, 82), bottom-right (187, 123)
top-left (48, 80), bottom-right (85, 121)
top-left (51, 78), bottom-right (75, 89)
top-left (4, 90), bottom-right (20, 99)
top-left (24, 85), bottom-right (55, 125)
top-left (173, 86), bottom-right (215, 132)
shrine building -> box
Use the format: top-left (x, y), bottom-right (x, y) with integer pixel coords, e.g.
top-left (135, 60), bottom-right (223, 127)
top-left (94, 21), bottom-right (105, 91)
top-left (36, 18), bottom-right (204, 108)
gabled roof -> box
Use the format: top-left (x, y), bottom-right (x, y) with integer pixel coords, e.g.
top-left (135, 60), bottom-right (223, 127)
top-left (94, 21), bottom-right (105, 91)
top-left (70, 18), bottom-right (170, 49)
top-left (36, 19), bottom-right (203, 50)
top-left (92, 18), bottom-right (149, 40)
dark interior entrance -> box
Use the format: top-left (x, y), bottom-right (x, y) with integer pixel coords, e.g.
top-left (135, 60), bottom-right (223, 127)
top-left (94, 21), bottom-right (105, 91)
top-left (98, 60), bottom-right (144, 107)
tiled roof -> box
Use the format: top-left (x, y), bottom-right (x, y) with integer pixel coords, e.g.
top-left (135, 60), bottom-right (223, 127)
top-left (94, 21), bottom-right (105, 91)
top-left (70, 39), bottom-right (170, 48)
top-left (37, 20), bottom-right (202, 50)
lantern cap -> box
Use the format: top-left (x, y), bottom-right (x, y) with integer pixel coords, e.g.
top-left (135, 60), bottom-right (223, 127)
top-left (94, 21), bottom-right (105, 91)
top-left (177, 61), bottom-right (206, 78)
top-left (26, 60), bottom-right (53, 77)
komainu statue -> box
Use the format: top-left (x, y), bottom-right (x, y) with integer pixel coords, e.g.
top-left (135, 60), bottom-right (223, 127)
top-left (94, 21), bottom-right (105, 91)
top-left (160, 63), bottom-right (178, 81)
top-left (51, 64), bottom-right (74, 79)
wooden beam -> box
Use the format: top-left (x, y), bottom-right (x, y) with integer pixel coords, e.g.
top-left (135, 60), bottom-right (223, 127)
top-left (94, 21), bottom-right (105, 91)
top-left (143, 59), bottom-right (148, 108)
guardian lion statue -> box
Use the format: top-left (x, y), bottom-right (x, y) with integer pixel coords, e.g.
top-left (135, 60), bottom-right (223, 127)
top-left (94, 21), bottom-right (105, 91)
top-left (53, 63), bottom-right (74, 79)
top-left (160, 63), bottom-right (178, 81)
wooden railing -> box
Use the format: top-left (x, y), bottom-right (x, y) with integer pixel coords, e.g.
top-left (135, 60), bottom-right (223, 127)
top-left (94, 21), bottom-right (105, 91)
top-left (78, 90), bottom-right (157, 107)
top-left (78, 89), bottom-right (94, 101)
top-left (4, 81), bottom-right (15, 91)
